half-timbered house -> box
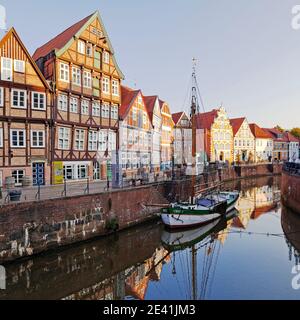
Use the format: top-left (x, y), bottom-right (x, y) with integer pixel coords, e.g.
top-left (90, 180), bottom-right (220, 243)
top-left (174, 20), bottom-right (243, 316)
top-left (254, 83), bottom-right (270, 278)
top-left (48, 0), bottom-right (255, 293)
top-left (0, 28), bottom-right (52, 187)
top-left (33, 11), bottom-right (124, 183)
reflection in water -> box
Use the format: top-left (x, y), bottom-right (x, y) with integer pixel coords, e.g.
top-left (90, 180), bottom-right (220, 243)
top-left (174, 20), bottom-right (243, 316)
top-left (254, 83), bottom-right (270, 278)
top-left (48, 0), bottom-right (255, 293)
top-left (2, 176), bottom-right (300, 300)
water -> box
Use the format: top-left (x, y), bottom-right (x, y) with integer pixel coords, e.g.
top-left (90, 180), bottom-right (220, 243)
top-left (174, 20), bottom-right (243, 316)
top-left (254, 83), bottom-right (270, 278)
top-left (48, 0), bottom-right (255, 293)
top-left (1, 176), bottom-right (300, 300)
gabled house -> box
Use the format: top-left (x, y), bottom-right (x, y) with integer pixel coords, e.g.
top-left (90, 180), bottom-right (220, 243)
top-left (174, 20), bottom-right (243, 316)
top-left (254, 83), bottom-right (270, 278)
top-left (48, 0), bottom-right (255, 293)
top-left (285, 132), bottom-right (300, 162)
top-left (0, 28), bottom-right (52, 187)
top-left (230, 118), bottom-right (255, 163)
top-left (144, 95), bottom-right (162, 174)
top-left (196, 107), bottom-right (233, 163)
top-left (249, 124), bottom-right (273, 162)
top-left (119, 86), bottom-right (152, 179)
top-left (263, 128), bottom-right (288, 162)
top-left (33, 11), bottom-right (124, 183)
top-left (159, 100), bottom-right (174, 171)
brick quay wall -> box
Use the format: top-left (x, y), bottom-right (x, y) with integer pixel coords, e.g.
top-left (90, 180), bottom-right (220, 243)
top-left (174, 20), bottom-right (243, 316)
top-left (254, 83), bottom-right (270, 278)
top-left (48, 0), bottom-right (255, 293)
top-left (0, 163), bottom-right (282, 263)
top-left (281, 170), bottom-right (300, 214)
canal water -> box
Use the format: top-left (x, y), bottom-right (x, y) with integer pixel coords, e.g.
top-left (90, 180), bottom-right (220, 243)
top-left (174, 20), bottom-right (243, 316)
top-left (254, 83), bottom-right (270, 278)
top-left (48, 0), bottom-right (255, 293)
top-left (1, 176), bottom-right (300, 300)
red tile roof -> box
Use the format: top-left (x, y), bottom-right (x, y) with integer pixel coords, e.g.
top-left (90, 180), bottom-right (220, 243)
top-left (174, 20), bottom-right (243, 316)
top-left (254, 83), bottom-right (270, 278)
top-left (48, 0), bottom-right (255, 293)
top-left (33, 13), bottom-right (94, 61)
top-left (230, 118), bottom-right (246, 136)
top-left (120, 86), bottom-right (140, 119)
top-left (172, 112), bottom-right (184, 125)
top-left (249, 124), bottom-right (273, 139)
top-left (285, 132), bottom-right (299, 143)
top-left (263, 128), bottom-right (289, 142)
top-left (143, 95), bottom-right (158, 122)
top-left (195, 109), bottom-right (218, 129)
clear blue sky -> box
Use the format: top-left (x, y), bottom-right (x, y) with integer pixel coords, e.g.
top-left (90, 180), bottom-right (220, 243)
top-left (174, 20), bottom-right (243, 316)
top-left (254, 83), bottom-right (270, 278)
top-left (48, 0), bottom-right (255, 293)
top-left (1, 0), bottom-right (299, 129)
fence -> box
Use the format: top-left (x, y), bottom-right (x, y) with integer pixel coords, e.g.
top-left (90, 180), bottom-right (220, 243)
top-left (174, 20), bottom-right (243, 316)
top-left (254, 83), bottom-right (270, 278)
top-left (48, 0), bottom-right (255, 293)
top-left (283, 162), bottom-right (300, 175)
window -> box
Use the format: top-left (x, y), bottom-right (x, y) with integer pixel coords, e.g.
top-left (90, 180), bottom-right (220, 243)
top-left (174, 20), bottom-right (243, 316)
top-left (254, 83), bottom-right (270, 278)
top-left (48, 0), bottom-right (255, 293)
top-left (94, 50), bottom-right (101, 69)
top-left (11, 129), bottom-right (26, 148)
top-left (63, 164), bottom-right (88, 181)
top-left (14, 60), bottom-right (25, 73)
top-left (143, 112), bottom-right (147, 125)
top-left (0, 128), bottom-right (3, 147)
top-left (92, 102), bottom-right (101, 117)
top-left (112, 80), bottom-right (119, 96)
top-left (75, 129), bottom-right (85, 150)
top-left (86, 43), bottom-right (93, 57)
top-left (58, 127), bottom-right (70, 150)
top-left (59, 63), bottom-right (69, 82)
top-left (12, 170), bottom-right (24, 186)
top-left (103, 51), bottom-right (110, 64)
top-left (32, 92), bottom-right (46, 110)
top-left (31, 130), bottom-right (45, 147)
top-left (12, 89), bottom-right (27, 109)
top-left (1, 57), bottom-right (12, 81)
top-left (83, 71), bottom-right (92, 88)
top-left (58, 94), bottom-right (68, 111)
top-left (99, 131), bottom-right (107, 151)
top-left (72, 67), bottom-right (81, 86)
top-left (132, 108), bottom-right (137, 121)
top-left (81, 100), bottom-right (89, 115)
top-left (78, 165), bottom-right (88, 179)
top-left (78, 40), bottom-right (85, 55)
top-left (89, 131), bottom-right (98, 151)
top-left (70, 97), bottom-right (78, 113)
top-left (102, 77), bottom-right (110, 94)
top-left (111, 105), bottom-right (118, 120)
top-left (101, 104), bottom-right (110, 118)
top-left (0, 87), bottom-right (4, 107)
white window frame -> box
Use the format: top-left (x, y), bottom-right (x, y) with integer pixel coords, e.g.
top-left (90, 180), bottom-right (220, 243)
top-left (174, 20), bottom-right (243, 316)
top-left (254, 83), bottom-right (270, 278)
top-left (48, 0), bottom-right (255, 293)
top-left (0, 128), bottom-right (3, 148)
top-left (31, 130), bottom-right (45, 148)
top-left (88, 131), bottom-right (98, 151)
top-left (70, 97), bottom-right (78, 113)
top-left (98, 131), bottom-right (107, 152)
top-left (10, 129), bottom-right (26, 148)
top-left (112, 80), bottom-right (119, 96)
top-left (58, 94), bottom-right (68, 111)
top-left (102, 77), bottom-right (110, 94)
top-left (58, 127), bottom-right (70, 150)
top-left (81, 100), bottom-right (89, 115)
top-left (86, 43), bottom-right (93, 57)
top-left (92, 102), bottom-right (101, 117)
top-left (0, 87), bottom-right (4, 107)
top-left (31, 92), bottom-right (46, 110)
top-left (12, 170), bottom-right (25, 186)
top-left (103, 51), bottom-right (110, 64)
top-left (101, 104), bottom-right (110, 118)
top-left (75, 129), bottom-right (85, 151)
top-left (78, 40), bottom-right (86, 55)
top-left (83, 71), bottom-right (92, 88)
top-left (59, 62), bottom-right (69, 82)
top-left (1, 57), bottom-right (12, 81)
top-left (11, 89), bottom-right (27, 109)
top-left (111, 105), bottom-right (118, 120)
top-left (14, 60), bottom-right (25, 73)
top-left (72, 67), bottom-right (81, 86)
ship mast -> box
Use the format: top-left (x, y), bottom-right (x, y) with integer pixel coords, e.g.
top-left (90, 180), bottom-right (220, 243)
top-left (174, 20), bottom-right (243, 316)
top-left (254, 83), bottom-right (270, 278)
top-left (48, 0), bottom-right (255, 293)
top-left (191, 58), bottom-right (197, 200)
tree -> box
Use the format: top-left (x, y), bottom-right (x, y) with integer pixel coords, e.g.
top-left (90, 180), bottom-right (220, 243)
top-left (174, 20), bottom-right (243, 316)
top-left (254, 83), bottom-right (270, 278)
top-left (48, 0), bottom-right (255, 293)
top-left (275, 125), bottom-right (284, 132)
top-left (291, 128), bottom-right (300, 139)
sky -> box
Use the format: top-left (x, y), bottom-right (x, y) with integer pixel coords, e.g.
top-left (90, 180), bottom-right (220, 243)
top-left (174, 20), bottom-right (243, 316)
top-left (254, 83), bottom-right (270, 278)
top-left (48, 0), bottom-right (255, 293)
top-left (0, 0), bottom-right (299, 129)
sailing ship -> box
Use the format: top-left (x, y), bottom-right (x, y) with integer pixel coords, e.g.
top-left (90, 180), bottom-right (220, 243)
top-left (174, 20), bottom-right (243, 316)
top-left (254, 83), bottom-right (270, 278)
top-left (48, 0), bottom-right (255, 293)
top-left (161, 60), bottom-right (239, 229)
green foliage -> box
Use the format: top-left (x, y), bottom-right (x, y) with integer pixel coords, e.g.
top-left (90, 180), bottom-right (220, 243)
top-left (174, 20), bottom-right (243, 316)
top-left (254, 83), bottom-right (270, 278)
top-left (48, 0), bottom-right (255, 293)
top-left (291, 128), bottom-right (300, 139)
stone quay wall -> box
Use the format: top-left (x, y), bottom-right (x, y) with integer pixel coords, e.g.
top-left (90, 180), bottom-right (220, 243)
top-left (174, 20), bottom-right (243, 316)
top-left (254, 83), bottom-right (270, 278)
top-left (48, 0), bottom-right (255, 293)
top-left (0, 163), bottom-right (282, 263)
top-left (281, 170), bottom-right (300, 214)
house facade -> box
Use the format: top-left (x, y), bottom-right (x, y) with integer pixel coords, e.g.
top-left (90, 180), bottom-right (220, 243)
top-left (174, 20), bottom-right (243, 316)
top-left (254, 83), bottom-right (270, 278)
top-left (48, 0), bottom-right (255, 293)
top-left (144, 95), bottom-right (161, 174)
top-left (172, 112), bottom-right (192, 168)
top-left (196, 107), bottom-right (233, 163)
top-left (230, 118), bottom-right (255, 163)
top-left (33, 11), bottom-right (123, 183)
top-left (264, 128), bottom-right (288, 162)
top-left (249, 124), bottom-right (273, 162)
top-left (0, 28), bottom-right (52, 187)
top-left (159, 100), bottom-right (174, 171)
top-left (285, 132), bottom-right (299, 162)
top-left (119, 86), bottom-right (152, 179)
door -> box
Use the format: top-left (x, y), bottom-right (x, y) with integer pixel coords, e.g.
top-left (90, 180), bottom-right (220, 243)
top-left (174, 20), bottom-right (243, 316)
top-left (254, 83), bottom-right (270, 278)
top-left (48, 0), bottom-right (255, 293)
top-left (32, 163), bottom-right (45, 186)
